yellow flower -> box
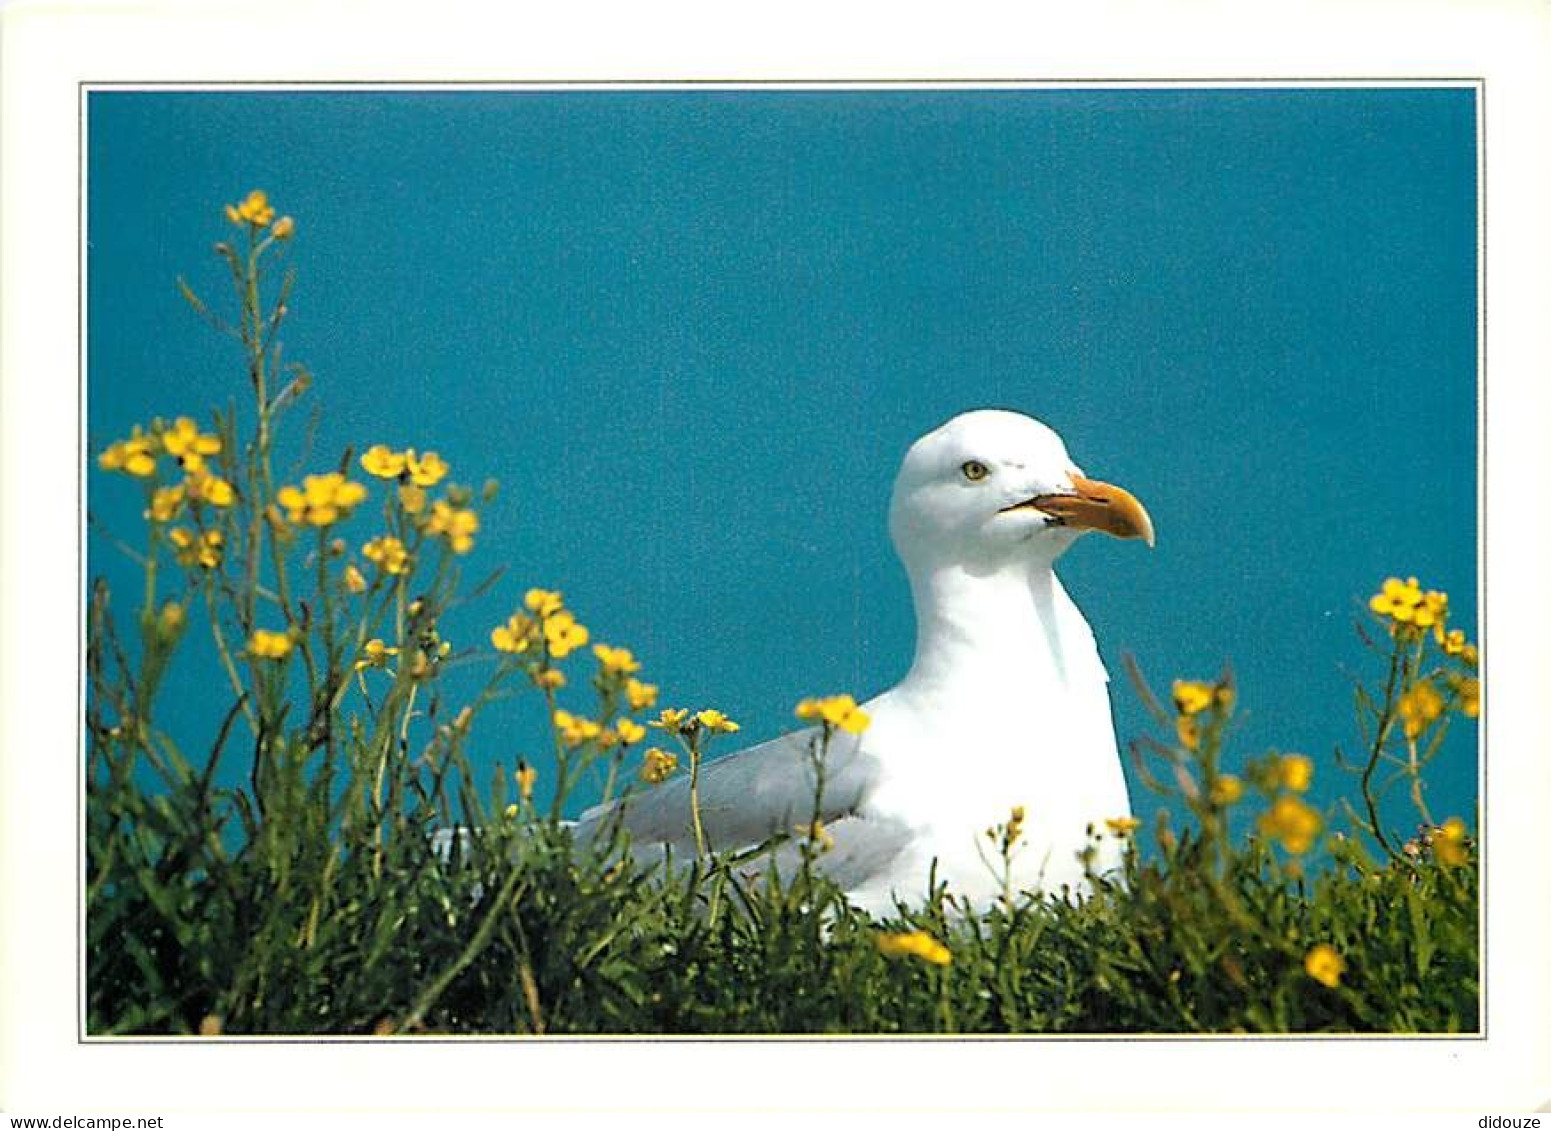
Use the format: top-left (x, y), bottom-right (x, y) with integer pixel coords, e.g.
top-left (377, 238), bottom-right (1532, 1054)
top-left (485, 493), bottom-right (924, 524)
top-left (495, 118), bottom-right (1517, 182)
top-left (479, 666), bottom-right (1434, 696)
top-left (985, 805), bottom-right (1028, 854)
top-left (277, 473), bottom-right (367, 526)
top-left (795, 694), bottom-right (871, 734)
top-left (625, 678), bottom-right (659, 711)
top-left (405, 450), bottom-right (449, 487)
top-left (696, 709), bottom-right (740, 734)
top-left (650, 708), bottom-right (691, 732)
top-left (1175, 714), bottom-right (1200, 751)
top-left (343, 564), bottom-right (367, 594)
top-left (530, 667), bottom-right (567, 691)
top-left (1456, 676), bottom-right (1480, 719)
top-left (491, 612), bottom-right (538, 654)
top-left (875, 930), bottom-right (951, 967)
top-left (543, 610), bottom-right (589, 658)
top-left (147, 484), bottom-right (185, 523)
top-left (157, 601), bottom-right (186, 640)
top-left (1104, 816), bottom-right (1141, 836)
top-left (161, 417), bottom-right (222, 463)
top-left (1210, 774), bottom-right (1244, 806)
top-left (1439, 628), bottom-right (1470, 657)
top-left (553, 709), bottom-right (603, 748)
top-left (362, 535), bottom-right (410, 575)
top-left (1371, 577), bottom-right (1439, 629)
top-left (1413, 589), bottom-right (1449, 630)
top-left (360, 445), bottom-right (407, 479)
top-left (397, 484), bottom-right (427, 514)
top-left (99, 427), bottom-right (159, 477)
top-left (524, 588), bottom-right (565, 618)
top-left (226, 189), bottom-right (275, 227)
top-left (1277, 754), bottom-right (1314, 793)
top-left (1398, 681), bottom-right (1445, 740)
top-left (271, 216), bottom-right (295, 240)
top-left (795, 819), bottom-right (835, 853)
top-left (361, 445), bottom-right (450, 487)
top-left (615, 718), bottom-right (647, 745)
top-left (1304, 943), bottom-right (1346, 989)
top-left (354, 638), bottom-right (399, 670)
top-left (185, 468), bottom-right (236, 508)
top-left (1433, 816), bottom-right (1470, 867)
top-left (1258, 795), bottom-right (1322, 854)
top-left (171, 451), bottom-right (209, 478)
top-left (515, 760), bottom-right (538, 803)
top-left (167, 525), bottom-right (196, 562)
top-left (248, 628), bottom-right (293, 660)
top-left (1368, 576), bottom-right (1425, 625)
top-left (168, 526), bottom-right (224, 569)
top-left (641, 747), bottom-right (678, 784)
top-left (593, 644), bottom-right (642, 675)
top-left (504, 803), bottom-right (520, 820)
top-left (425, 499), bottom-right (479, 554)
top-left (1171, 680), bottom-right (1215, 716)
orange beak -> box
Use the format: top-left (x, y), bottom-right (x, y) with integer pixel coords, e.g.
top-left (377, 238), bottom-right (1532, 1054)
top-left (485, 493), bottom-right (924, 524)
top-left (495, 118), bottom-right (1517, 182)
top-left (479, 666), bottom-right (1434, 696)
top-left (1013, 472), bottom-right (1155, 547)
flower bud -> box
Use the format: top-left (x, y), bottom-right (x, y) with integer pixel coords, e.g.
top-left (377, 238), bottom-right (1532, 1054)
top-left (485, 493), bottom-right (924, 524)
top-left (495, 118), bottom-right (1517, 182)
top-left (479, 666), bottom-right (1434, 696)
top-left (157, 601), bottom-right (186, 641)
top-left (272, 215), bottom-right (295, 240)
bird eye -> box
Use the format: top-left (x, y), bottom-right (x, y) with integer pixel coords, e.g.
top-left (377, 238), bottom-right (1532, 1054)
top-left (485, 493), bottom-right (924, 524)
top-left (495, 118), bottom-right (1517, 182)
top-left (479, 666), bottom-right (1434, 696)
top-left (961, 460), bottom-right (990, 482)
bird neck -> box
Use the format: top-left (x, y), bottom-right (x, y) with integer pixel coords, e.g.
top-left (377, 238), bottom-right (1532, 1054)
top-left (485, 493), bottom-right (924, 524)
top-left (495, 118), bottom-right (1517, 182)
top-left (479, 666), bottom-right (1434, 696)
top-left (900, 559), bottom-right (1104, 701)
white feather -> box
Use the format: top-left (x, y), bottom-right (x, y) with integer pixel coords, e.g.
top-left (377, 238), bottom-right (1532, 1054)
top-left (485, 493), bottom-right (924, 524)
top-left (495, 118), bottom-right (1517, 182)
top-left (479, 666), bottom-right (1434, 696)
top-left (580, 409), bottom-right (1140, 916)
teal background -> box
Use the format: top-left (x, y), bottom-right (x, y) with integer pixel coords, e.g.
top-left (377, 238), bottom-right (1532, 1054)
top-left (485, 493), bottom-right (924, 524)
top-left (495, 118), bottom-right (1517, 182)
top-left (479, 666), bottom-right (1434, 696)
top-left (86, 88), bottom-right (1479, 843)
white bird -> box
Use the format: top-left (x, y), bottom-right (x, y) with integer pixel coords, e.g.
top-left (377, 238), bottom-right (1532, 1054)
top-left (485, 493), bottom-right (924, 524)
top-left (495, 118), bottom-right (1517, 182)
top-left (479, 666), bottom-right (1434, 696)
top-left (578, 409), bottom-right (1154, 917)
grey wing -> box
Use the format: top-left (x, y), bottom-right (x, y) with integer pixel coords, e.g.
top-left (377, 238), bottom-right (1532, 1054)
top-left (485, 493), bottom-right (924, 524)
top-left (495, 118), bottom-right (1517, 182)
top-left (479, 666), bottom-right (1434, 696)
top-left (577, 726), bottom-right (878, 856)
top-left (742, 808), bottom-right (915, 898)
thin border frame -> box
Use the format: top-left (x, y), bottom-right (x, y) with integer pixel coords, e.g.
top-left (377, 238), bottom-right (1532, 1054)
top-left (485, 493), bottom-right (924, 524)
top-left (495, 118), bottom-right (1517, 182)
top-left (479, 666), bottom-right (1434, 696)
top-left (76, 76), bottom-right (1489, 1045)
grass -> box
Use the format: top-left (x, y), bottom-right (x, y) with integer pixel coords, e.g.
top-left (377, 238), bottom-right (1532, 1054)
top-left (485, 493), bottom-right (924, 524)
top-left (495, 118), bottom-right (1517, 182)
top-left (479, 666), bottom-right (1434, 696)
top-left (85, 191), bottom-right (1480, 1036)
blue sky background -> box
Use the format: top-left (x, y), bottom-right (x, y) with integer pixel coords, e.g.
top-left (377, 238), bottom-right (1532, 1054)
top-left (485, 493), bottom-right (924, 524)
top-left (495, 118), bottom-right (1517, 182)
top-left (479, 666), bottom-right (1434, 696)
top-left (86, 88), bottom-right (1479, 846)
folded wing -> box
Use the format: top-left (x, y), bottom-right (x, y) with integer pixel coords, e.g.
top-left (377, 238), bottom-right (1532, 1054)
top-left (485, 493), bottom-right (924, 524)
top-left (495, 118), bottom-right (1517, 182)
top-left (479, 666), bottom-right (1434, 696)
top-left (578, 726), bottom-right (879, 858)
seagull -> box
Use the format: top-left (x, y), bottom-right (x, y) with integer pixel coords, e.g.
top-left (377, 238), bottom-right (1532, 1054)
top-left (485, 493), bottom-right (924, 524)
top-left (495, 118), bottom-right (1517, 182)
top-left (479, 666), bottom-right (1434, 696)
top-left (579, 409), bottom-right (1154, 917)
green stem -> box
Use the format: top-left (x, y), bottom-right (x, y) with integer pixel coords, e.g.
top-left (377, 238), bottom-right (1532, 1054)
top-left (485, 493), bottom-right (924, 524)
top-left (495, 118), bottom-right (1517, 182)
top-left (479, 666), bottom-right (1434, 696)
top-left (600, 749), bottom-right (622, 807)
top-left (205, 584), bottom-right (259, 736)
top-left (688, 734), bottom-right (708, 859)
top-left (373, 682), bottom-right (418, 877)
top-left (1361, 644), bottom-right (1403, 860)
top-left (141, 519), bottom-right (159, 622)
top-left (1407, 736), bottom-right (1435, 826)
top-left (245, 237), bottom-right (269, 458)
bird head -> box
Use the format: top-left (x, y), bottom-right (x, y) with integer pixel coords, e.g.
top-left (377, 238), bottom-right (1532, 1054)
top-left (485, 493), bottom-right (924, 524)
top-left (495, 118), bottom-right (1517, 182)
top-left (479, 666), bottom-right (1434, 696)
top-left (887, 409), bottom-right (1154, 575)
